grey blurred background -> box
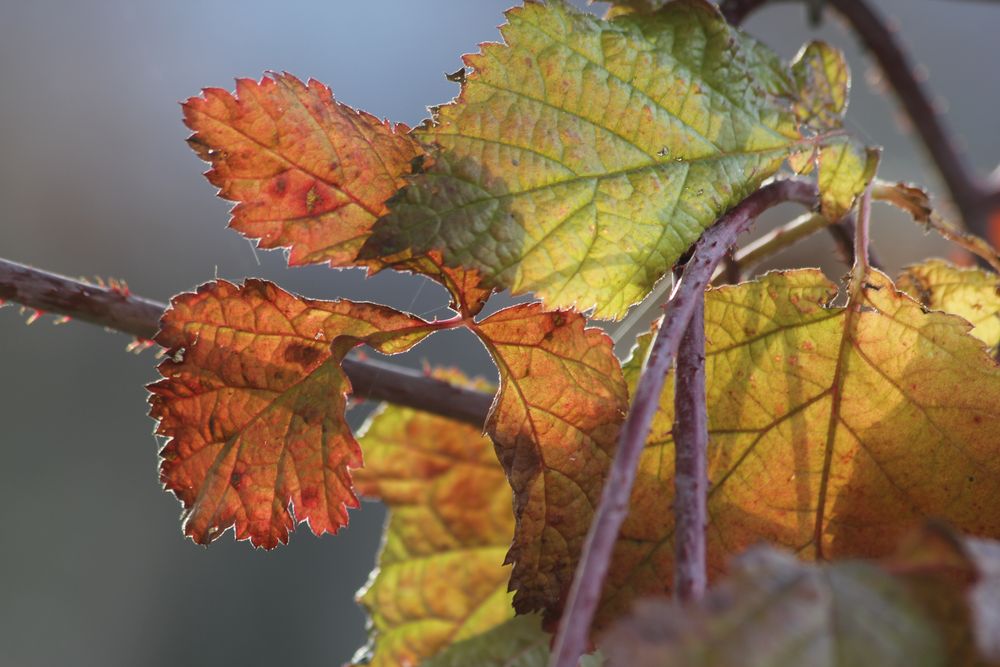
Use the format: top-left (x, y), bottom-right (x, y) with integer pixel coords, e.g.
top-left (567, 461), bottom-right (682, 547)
top-left (0, 1), bottom-right (996, 665)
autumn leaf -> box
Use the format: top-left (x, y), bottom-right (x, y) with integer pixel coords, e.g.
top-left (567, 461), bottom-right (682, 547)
top-left (601, 526), bottom-right (1000, 666)
top-left (183, 74), bottom-right (493, 316)
top-left (468, 304), bottom-right (628, 618)
top-left (601, 269), bottom-right (1000, 622)
top-left (519, 269), bottom-right (1000, 626)
top-left (361, 0), bottom-right (804, 319)
top-left (791, 41), bottom-right (850, 130)
top-left (786, 41), bottom-right (877, 219)
top-left (183, 73), bottom-right (421, 268)
top-left (423, 615), bottom-right (603, 667)
top-left (815, 139), bottom-right (880, 220)
top-left (149, 279), bottom-right (438, 548)
top-left (351, 388), bottom-right (515, 667)
top-left (898, 260), bottom-right (1000, 350)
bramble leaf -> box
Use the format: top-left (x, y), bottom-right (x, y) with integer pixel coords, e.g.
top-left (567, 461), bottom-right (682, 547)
top-left (791, 41), bottom-right (850, 130)
top-left (816, 139), bottom-right (880, 219)
top-left (601, 526), bottom-right (1000, 666)
top-left (469, 304), bottom-right (628, 618)
top-left (351, 390), bottom-right (515, 667)
top-left (898, 260), bottom-right (1000, 350)
top-left (362, 0), bottom-right (803, 319)
top-left (149, 279), bottom-right (437, 548)
top-left (603, 269), bottom-right (1000, 622)
top-left (518, 269), bottom-right (1000, 626)
top-left (422, 615), bottom-right (603, 667)
top-left (421, 615), bottom-right (550, 667)
top-left (183, 73), bottom-right (421, 268)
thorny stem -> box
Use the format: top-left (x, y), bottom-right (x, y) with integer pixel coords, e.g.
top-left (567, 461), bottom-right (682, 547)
top-left (0, 258), bottom-right (493, 428)
top-left (549, 179), bottom-right (819, 667)
top-left (673, 294), bottom-right (708, 601)
top-left (721, 0), bottom-right (1000, 239)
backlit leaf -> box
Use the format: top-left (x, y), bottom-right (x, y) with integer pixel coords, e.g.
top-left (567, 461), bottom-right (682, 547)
top-left (469, 304), bottom-right (628, 617)
top-left (362, 0), bottom-right (803, 319)
top-left (423, 615), bottom-right (603, 667)
top-left (791, 41), bottom-right (850, 130)
top-left (149, 279), bottom-right (437, 548)
top-left (351, 389), bottom-right (515, 667)
top-left (183, 73), bottom-right (421, 268)
top-left (524, 269), bottom-right (1000, 625)
top-left (898, 260), bottom-right (1000, 350)
top-left (816, 139), bottom-right (880, 219)
top-left (421, 615), bottom-right (551, 667)
top-left (604, 270), bottom-right (1000, 621)
top-left (601, 527), bottom-right (1000, 666)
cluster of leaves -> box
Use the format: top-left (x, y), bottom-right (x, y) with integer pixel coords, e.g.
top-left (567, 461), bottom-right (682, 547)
top-left (142, 0), bottom-right (1000, 664)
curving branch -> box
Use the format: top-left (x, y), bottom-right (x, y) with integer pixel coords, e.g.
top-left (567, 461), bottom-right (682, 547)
top-left (549, 178), bottom-right (820, 667)
top-left (0, 258), bottom-right (493, 428)
top-left (721, 0), bottom-right (999, 238)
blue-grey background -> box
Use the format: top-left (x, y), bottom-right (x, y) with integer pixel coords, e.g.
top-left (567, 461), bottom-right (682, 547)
top-left (0, 1), bottom-right (996, 665)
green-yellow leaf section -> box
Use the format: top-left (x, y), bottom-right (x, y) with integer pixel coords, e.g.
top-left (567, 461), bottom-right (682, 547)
top-left (817, 138), bottom-right (880, 219)
top-left (898, 259), bottom-right (1000, 350)
top-left (362, 0), bottom-right (803, 319)
top-left (352, 396), bottom-right (515, 667)
top-left (597, 269), bottom-right (1000, 625)
top-left (423, 615), bottom-right (603, 667)
top-left (791, 41), bottom-right (850, 129)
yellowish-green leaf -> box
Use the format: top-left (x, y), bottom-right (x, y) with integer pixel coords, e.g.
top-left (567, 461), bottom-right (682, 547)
top-left (423, 615), bottom-right (604, 667)
top-left (816, 138), bottom-right (880, 219)
top-left (361, 0), bottom-right (804, 319)
top-left (352, 389), bottom-right (514, 667)
top-left (898, 260), bottom-right (1000, 351)
top-left (792, 41), bottom-right (850, 129)
top-left (596, 269), bottom-right (1000, 625)
top-left (601, 526), bottom-right (1000, 666)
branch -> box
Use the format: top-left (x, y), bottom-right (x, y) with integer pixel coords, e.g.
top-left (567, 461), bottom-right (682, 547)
top-left (673, 294), bottom-right (708, 601)
top-left (721, 0), bottom-right (996, 238)
top-left (0, 258), bottom-right (493, 427)
top-left (549, 178), bottom-right (819, 667)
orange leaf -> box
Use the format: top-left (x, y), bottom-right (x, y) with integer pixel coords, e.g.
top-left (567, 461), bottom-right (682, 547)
top-left (149, 279), bottom-right (437, 548)
top-left (183, 74), bottom-right (492, 317)
top-left (469, 304), bottom-right (628, 619)
top-left (183, 73), bottom-right (420, 268)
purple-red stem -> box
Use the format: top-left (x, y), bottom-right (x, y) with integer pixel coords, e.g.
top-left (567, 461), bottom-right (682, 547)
top-left (0, 257), bottom-right (493, 427)
top-left (721, 0), bottom-right (998, 237)
top-left (549, 179), bottom-right (818, 667)
top-left (673, 294), bottom-right (708, 601)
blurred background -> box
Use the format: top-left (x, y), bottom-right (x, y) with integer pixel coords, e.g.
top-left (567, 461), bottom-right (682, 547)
top-left (0, 1), bottom-right (997, 665)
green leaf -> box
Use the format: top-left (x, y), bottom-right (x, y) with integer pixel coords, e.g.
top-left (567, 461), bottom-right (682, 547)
top-left (422, 615), bottom-right (603, 667)
top-left (361, 0), bottom-right (803, 319)
top-left (600, 526), bottom-right (1000, 666)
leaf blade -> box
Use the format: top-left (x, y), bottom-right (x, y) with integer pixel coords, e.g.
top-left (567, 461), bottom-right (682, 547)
top-left (149, 279), bottom-right (436, 548)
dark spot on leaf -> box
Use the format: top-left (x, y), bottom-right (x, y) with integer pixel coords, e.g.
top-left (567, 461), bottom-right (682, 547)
top-left (285, 342), bottom-right (323, 367)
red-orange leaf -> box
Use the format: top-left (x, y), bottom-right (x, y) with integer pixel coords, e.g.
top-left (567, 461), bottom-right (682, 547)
top-left (183, 73), bottom-right (420, 268)
top-left (469, 304), bottom-right (628, 618)
top-left (149, 279), bottom-right (436, 548)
